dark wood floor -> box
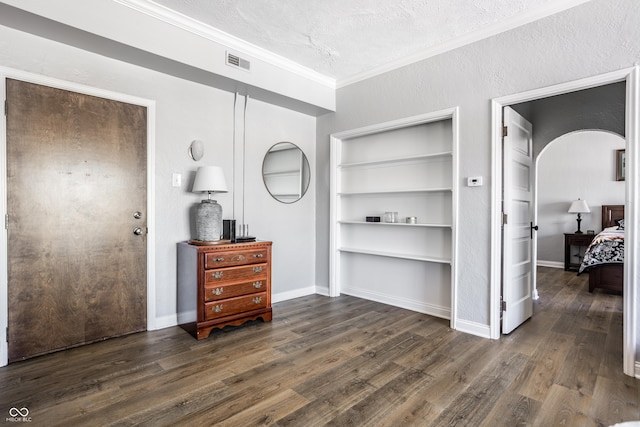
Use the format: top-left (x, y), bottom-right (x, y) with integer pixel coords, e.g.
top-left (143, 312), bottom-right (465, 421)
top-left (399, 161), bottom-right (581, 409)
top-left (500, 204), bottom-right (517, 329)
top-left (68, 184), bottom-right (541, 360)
top-left (1, 267), bottom-right (638, 426)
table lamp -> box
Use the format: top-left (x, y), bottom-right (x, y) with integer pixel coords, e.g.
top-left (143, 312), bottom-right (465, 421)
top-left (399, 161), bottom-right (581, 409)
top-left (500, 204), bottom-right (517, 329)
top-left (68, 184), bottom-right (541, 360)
top-left (568, 199), bottom-right (590, 234)
top-left (192, 166), bottom-right (228, 242)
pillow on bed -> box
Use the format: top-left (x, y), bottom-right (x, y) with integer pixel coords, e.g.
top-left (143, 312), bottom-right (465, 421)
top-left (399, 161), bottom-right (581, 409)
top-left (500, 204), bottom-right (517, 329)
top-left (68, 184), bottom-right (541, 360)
top-left (617, 218), bottom-right (625, 230)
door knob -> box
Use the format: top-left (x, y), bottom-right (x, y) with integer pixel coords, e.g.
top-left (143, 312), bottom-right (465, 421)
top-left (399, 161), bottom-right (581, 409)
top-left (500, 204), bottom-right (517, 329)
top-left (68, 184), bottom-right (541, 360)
top-left (530, 222), bottom-right (539, 239)
top-left (133, 227), bottom-right (144, 235)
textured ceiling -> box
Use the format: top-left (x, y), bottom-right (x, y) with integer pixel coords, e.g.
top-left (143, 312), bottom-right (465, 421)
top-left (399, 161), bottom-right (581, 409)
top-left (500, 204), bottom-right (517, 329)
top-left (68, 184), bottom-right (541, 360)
top-left (150, 0), bottom-right (582, 80)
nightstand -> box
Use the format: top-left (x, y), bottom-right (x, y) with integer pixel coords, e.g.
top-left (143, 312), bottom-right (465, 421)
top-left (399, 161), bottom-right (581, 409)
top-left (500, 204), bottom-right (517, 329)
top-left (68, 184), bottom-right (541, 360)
top-left (564, 233), bottom-right (596, 271)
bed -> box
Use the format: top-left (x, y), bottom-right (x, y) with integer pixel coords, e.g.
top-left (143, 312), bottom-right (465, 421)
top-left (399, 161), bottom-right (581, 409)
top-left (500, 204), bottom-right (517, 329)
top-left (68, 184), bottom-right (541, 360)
top-left (578, 205), bottom-right (624, 293)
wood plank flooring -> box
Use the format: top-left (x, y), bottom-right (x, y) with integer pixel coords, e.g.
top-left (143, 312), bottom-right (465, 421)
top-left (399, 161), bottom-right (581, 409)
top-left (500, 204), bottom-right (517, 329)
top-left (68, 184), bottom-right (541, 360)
top-left (1, 267), bottom-right (638, 426)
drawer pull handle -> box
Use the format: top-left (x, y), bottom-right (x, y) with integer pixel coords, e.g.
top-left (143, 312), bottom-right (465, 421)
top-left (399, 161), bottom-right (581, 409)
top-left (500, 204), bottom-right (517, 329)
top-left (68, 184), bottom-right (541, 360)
top-left (213, 287), bottom-right (223, 295)
top-left (232, 255), bottom-right (246, 262)
top-left (212, 305), bottom-right (223, 313)
top-left (253, 266), bottom-right (263, 273)
top-left (213, 272), bottom-right (224, 279)
top-left (252, 297), bottom-right (263, 304)
top-left (253, 281), bottom-right (263, 289)
top-left (214, 257), bottom-right (224, 262)
top-left (253, 253), bottom-right (264, 258)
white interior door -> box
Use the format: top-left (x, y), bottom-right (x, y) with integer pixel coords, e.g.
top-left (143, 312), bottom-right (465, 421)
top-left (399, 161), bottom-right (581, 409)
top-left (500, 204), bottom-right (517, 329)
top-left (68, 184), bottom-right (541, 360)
top-left (502, 106), bottom-right (534, 334)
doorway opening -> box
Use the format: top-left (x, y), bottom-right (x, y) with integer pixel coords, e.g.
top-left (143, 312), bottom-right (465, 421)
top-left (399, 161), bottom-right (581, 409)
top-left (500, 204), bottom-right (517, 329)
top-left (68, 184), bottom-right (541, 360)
top-left (490, 67), bottom-right (639, 377)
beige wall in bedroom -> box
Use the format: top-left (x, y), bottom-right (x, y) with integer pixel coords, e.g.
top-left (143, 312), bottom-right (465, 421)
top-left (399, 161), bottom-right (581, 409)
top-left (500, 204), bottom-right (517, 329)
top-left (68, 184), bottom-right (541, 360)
top-left (536, 131), bottom-right (625, 265)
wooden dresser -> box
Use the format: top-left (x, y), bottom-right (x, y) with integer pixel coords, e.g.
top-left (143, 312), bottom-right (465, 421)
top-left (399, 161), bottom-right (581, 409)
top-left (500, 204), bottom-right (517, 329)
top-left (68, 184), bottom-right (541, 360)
top-left (177, 240), bottom-right (272, 340)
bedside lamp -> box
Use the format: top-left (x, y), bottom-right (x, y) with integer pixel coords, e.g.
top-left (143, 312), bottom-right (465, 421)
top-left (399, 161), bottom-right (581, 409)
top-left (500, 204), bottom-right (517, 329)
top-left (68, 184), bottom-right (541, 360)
top-left (568, 199), bottom-right (590, 234)
top-left (192, 166), bottom-right (228, 242)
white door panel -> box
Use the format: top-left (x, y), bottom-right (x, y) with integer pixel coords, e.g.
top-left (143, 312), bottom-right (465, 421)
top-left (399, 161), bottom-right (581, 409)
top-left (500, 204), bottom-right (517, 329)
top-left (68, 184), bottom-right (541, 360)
top-left (502, 107), bottom-right (534, 334)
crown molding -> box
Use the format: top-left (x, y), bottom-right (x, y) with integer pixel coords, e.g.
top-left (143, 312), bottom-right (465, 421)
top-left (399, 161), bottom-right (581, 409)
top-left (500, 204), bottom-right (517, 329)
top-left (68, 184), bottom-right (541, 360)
top-left (336, 0), bottom-right (593, 88)
top-left (114, 0), bottom-right (592, 92)
top-left (113, 0), bottom-right (336, 89)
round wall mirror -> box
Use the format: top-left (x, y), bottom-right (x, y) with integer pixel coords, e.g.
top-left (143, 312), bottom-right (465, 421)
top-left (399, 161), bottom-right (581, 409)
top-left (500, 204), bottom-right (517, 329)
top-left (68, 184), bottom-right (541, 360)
top-left (262, 142), bottom-right (310, 203)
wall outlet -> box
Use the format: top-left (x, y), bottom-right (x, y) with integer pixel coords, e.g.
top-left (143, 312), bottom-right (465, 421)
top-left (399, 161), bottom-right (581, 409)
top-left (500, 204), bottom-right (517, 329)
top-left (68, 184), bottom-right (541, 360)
top-left (467, 176), bottom-right (483, 187)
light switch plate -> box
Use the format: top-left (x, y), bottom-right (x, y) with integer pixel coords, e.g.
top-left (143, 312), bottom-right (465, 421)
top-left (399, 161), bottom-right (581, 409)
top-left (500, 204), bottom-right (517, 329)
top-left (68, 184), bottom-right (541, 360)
top-left (172, 173), bottom-right (182, 187)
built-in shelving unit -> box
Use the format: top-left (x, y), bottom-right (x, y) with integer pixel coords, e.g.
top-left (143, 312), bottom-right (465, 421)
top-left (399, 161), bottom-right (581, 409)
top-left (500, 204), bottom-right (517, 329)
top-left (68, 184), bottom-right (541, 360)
top-left (330, 108), bottom-right (458, 325)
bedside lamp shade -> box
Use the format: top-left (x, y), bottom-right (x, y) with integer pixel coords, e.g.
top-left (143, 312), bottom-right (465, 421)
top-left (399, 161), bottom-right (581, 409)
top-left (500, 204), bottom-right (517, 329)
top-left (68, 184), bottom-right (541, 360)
top-left (568, 199), bottom-right (590, 234)
top-left (192, 166), bottom-right (228, 242)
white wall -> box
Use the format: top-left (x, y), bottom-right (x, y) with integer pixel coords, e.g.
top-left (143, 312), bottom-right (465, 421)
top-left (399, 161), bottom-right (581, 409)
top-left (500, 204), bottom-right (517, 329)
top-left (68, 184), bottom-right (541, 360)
top-left (0, 24), bottom-right (316, 328)
top-left (316, 0), bottom-right (640, 327)
top-left (537, 131), bottom-right (625, 264)
top-left (238, 97), bottom-right (317, 301)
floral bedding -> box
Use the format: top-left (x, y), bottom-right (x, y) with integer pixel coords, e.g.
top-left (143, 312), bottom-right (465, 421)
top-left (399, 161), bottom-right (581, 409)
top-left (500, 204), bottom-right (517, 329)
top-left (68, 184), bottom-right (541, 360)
top-left (578, 227), bottom-right (624, 274)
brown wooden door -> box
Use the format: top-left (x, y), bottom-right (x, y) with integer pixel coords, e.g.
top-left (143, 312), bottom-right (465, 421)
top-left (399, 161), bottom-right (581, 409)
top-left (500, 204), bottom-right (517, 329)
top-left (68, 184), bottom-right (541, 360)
top-left (6, 79), bottom-right (147, 362)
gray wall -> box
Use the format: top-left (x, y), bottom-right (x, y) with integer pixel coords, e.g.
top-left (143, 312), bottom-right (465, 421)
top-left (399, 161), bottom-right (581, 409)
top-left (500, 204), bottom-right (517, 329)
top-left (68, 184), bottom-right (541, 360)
top-left (514, 81), bottom-right (626, 158)
top-left (316, 0), bottom-right (640, 326)
top-left (0, 23), bottom-right (317, 327)
top-left (537, 131), bottom-right (625, 264)
top-left (512, 82), bottom-right (626, 265)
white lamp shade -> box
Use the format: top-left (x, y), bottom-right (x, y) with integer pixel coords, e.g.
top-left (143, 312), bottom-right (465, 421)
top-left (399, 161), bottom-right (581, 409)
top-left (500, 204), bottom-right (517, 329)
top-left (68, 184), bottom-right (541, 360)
top-left (192, 166), bottom-right (228, 193)
top-left (568, 199), bottom-right (590, 214)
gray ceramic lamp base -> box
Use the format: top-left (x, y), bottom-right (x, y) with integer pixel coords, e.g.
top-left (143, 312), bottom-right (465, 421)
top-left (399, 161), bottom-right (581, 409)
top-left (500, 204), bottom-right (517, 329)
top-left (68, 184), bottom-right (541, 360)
top-left (195, 199), bottom-right (223, 241)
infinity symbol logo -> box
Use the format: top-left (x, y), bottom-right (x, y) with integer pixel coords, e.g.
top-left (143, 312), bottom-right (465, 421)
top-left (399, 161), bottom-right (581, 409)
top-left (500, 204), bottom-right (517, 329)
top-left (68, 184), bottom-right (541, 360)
top-left (9, 407), bottom-right (29, 417)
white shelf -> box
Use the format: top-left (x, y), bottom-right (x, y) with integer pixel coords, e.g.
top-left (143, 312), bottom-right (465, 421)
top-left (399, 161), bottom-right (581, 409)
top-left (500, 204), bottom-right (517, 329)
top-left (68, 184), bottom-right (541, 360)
top-left (339, 220), bottom-right (452, 228)
top-left (263, 170), bottom-right (301, 177)
top-left (329, 108), bottom-right (458, 324)
top-left (338, 187), bottom-right (452, 196)
top-left (339, 247), bottom-right (452, 264)
top-left (339, 151), bottom-right (453, 169)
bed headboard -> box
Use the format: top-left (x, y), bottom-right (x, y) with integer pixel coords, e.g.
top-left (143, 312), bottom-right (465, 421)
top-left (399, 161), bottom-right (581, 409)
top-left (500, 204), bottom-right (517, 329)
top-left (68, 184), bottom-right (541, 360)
top-left (602, 205), bottom-right (624, 229)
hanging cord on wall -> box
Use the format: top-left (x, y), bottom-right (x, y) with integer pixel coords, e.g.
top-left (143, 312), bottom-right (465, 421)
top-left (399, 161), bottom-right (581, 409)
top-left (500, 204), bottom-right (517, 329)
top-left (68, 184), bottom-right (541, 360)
top-left (242, 94), bottom-right (249, 228)
top-left (232, 92), bottom-right (238, 220)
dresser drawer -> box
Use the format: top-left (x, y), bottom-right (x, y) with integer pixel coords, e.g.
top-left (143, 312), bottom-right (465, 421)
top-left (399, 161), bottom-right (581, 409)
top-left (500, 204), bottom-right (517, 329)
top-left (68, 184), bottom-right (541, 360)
top-left (204, 263), bottom-right (267, 285)
top-left (204, 292), bottom-right (268, 321)
top-left (204, 279), bottom-right (267, 302)
top-left (205, 248), bottom-right (268, 269)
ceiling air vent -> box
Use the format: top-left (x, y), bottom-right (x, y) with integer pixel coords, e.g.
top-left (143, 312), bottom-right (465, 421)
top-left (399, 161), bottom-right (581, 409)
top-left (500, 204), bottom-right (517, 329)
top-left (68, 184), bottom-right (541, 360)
top-left (226, 52), bottom-right (250, 71)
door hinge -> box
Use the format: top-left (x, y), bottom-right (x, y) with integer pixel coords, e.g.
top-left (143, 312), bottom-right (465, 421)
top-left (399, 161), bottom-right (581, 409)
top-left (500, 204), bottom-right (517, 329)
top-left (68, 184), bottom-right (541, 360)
top-left (501, 299), bottom-right (507, 312)
top-left (4, 99), bottom-right (7, 116)
top-left (5, 326), bottom-right (8, 342)
top-left (4, 214), bottom-right (7, 230)
top-left (502, 213), bottom-right (508, 225)
top-left (502, 126), bottom-right (508, 137)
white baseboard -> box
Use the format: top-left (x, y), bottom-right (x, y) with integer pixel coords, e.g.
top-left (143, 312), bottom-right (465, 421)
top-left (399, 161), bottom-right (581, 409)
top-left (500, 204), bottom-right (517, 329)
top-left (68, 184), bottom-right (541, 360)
top-left (272, 286), bottom-right (316, 304)
top-left (150, 287), bottom-right (318, 332)
top-left (153, 313), bottom-right (178, 330)
top-left (314, 285), bottom-right (331, 297)
top-left (537, 260), bottom-right (564, 269)
top-left (455, 318), bottom-right (492, 339)
top-left (342, 286), bottom-right (451, 320)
